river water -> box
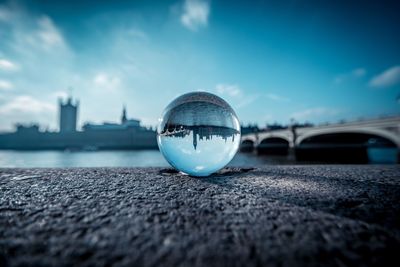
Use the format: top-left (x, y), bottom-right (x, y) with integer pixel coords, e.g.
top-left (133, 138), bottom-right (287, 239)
top-left (0, 148), bottom-right (397, 168)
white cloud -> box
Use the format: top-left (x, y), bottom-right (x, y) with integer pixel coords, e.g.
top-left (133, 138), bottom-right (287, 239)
top-left (0, 95), bottom-right (56, 114)
top-left (35, 15), bottom-right (67, 49)
top-left (0, 80), bottom-right (13, 90)
top-left (0, 95), bottom-right (57, 131)
top-left (7, 11), bottom-right (70, 56)
top-left (265, 93), bottom-right (290, 102)
top-left (216, 83), bottom-right (241, 97)
top-left (334, 68), bottom-right (366, 84)
top-left (215, 83), bottom-right (258, 109)
top-left (217, 86), bottom-right (288, 107)
top-left (0, 3), bottom-right (72, 64)
top-left (291, 107), bottom-right (340, 121)
top-left (180, 0), bottom-right (210, 31)
top-left (237, 94), bottom-right (258, 109)
top-left (93, 73), bottom-right (121, 91)
top-left (0, 59), bottom-right (19, 71)
top-left (369, 66), bottom-right (400, 88)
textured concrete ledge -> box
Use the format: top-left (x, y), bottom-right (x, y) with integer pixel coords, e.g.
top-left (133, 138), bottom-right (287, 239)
top-left (1, 166), bottom-right (399, 267)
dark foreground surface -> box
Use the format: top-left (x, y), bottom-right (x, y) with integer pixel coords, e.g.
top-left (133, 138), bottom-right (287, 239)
top-left (1, 166), bottom-right (400, 267)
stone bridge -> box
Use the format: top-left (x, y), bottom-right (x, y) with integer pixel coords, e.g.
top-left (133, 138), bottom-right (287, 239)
top-left (241, 116), bottom-right (400, 162)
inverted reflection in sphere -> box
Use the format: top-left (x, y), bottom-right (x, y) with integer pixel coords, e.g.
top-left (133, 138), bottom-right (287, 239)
top-left (157, 92), bottom-right (241, 177)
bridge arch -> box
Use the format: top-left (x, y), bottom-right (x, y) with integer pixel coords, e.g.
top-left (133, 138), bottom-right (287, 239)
top-left (296, 128), bottom-right (400, 148)
top-left (241, 135), bottom-right (257, 143)
top-left (240, 139), bottom-right (255, 152)
top-left (296, 129), bottom-right (398, 163)
top-left (257, 137), bottom-right (290, 155)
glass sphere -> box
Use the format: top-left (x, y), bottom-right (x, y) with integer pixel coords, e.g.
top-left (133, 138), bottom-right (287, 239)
top-left (157, 92), bottom-right (241, 177)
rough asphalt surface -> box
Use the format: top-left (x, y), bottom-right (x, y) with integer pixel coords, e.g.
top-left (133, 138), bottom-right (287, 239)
top-left (0, 166), bottom-right (400, 267)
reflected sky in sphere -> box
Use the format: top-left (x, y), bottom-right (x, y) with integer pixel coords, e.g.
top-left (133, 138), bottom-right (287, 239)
top-left (157, 92), bottom-right (241, 176)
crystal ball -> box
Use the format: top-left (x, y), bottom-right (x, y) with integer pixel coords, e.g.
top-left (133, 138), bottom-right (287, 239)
top-left (157, 92), bottom-right (241, 177)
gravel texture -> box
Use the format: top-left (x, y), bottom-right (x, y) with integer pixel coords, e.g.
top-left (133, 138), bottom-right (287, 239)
top-left (0, 166), bottom-right (399, 267)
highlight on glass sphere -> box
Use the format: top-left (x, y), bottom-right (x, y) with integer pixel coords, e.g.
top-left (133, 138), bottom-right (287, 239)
top-left (157, 91), bottom-right (241, 177)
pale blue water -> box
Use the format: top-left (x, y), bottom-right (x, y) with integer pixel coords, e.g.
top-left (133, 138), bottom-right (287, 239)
top-left (0, 148), bottom-right (397, 168)
top-left (0, 150), bottom-right (168, 168)
top-left (0, 150), bottom-right (265, 168)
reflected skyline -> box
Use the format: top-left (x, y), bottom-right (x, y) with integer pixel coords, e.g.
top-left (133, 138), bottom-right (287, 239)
top-left (159, 124), bottom-right (240, 150)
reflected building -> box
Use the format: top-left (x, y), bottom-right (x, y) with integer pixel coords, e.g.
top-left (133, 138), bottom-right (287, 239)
top-left (159, 124), bottom-right (240, 150)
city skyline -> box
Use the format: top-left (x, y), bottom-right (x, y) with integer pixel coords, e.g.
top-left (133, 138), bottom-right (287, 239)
top-left (0, 95), bottom-right (158, 150)
top-left (0, 0), bottom-right (400, 131)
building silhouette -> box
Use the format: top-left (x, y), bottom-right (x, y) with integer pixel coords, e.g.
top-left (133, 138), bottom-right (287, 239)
top-left (0, 97), bottom-right (157, 150)
top-left (59, 97), bottom-right (78, 133)
top-left (121, 105), bottom-right (127, 124)
top-left (82, 106), bottom-right (141, 131)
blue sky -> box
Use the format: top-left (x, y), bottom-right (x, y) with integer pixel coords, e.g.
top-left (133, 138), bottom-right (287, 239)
top-left (0, 0), bottom-right (399, 131)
